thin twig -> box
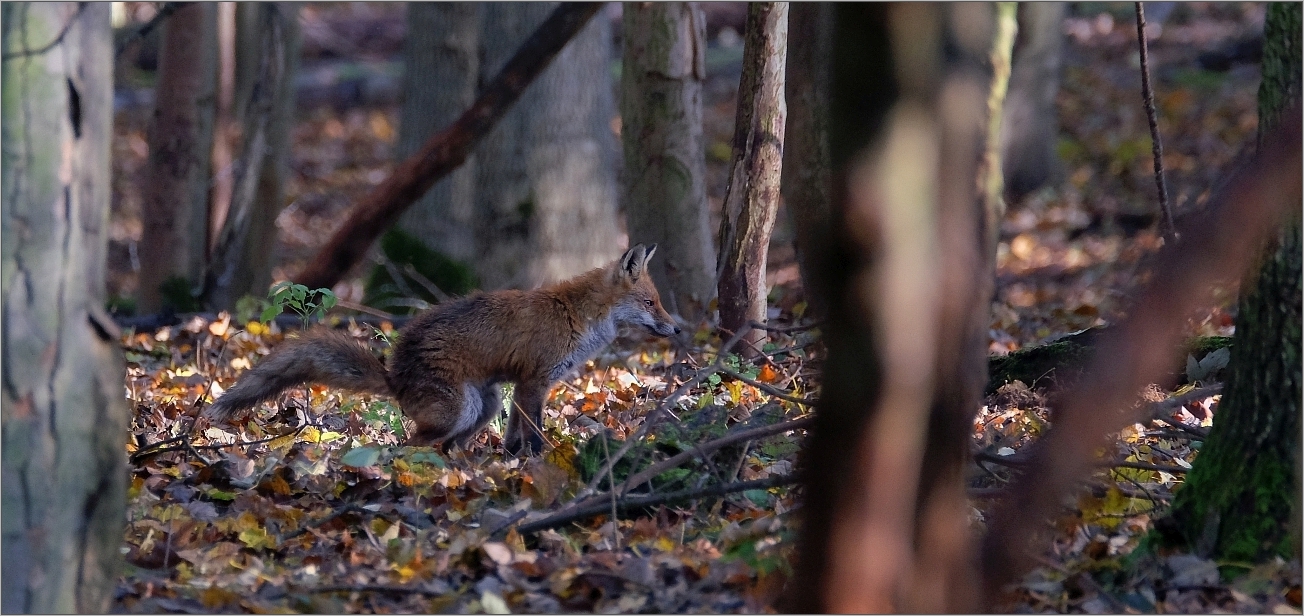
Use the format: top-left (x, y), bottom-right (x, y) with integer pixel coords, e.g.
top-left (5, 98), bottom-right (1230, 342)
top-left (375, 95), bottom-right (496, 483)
top-left (620, 416), bottom-right (814, 495)
top-left (1135, 2), bottom-right (1177, 241)
top-left (717, 364), bottom-right (818, 406)
top-left (403, 264), bottom-right (452, 303)
top-left (514, 474), bottom-right (798, 535)
top-left (2, 4), bottom-right (88, 61)
top-left (601, 433), bottom-right (620, 549)
top-left (113, 2), bottom-right (182, 59)
top-left (279, 503), bottom-right (364, 542)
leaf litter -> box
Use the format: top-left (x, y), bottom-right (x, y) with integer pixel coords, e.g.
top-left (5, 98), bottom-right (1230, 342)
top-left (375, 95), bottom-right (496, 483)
top-left (108, 4), bottom-right (1300, 613)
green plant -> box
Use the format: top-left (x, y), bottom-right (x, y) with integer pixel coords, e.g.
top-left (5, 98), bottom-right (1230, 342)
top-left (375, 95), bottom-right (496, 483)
top-left (261, 281), bottom-right (337, 329)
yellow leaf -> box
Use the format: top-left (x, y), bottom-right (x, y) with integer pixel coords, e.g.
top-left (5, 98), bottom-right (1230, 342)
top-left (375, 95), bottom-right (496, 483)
top-left (727, 380), bottom-right (745, 403)
top-left (301, 426), bottom-right (321, 443)
top-left (392, 458), bottom-right (410, 472)
top-left (655, 536), bottom-right (677, 552)
top-left (238, 526), bottom-right (276, 550)
top-left (245, 321), bottom-right (268, 336)
top-left (268, 432), bottom-right (297, 452)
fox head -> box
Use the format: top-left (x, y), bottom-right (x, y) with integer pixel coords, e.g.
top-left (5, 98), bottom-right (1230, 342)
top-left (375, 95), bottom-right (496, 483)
top-left (611, 244), bottom-right (681, 337)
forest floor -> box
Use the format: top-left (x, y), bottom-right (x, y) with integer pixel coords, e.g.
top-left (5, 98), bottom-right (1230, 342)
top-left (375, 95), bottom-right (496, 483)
top-left (108, 3), bottom-right (1299, 613)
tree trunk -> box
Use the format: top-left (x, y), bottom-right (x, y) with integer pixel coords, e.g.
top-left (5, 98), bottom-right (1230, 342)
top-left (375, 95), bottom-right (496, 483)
top-left (291, 3), bottom-right (606, 292)
top-left (230, 3), bottom-right (299, 306)
top-left (203, 3), bottom-right (299, 310)
top-left (780, 2), bottom-right (833, 319)
top-left (716, 2), bottom-right (787, 357)
top-left (621, 2), bottom-right (714, 321)
top-left (395, 2), bottom-right (481, 265)
top-left (1, 4), bottom-right (129, 612)
top-left (138, 2), bottom-right (218, 314)
top-left (1000, 2), bottom-right (1067, 202)
top-left (475, 2), bottom-right (622, 291)
top-left (785, 4), bottom-right (993, 611)
top-left (1163, 1), bottom-right (1302, 561)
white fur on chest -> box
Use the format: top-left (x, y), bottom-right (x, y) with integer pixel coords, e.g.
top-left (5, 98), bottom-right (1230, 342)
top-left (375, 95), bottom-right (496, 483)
top-left (549, 316), bottom-right (618, 381)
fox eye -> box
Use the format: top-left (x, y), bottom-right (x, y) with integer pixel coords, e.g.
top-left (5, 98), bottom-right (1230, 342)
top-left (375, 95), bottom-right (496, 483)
top-left (644, 299), bottom-right (655, 307)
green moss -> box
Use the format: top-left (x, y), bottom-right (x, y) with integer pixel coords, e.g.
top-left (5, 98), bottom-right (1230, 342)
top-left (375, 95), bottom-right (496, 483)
top-left (363, 229), bottom-right (477, 314)
top-left (986, 331), bottom-right (1234, 394)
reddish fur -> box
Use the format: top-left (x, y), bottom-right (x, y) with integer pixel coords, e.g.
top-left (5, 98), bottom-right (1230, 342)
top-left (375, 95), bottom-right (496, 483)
top-left (202, 245), bottom-right (678, 455)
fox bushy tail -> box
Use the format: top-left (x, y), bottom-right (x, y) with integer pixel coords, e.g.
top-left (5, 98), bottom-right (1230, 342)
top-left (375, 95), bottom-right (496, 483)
top-left (204, 329), bottom-right (390, 423)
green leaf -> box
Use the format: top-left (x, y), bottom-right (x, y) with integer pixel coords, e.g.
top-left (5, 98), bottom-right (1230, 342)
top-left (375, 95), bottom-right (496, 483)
top-left (204, 487), bottom-right (237, 501)
top-left (260, 304), bottom-right (283, 324)
top-left (341, 445), bottom-right (382, 467)
top-left (744, 489), bottom-right (770, 506)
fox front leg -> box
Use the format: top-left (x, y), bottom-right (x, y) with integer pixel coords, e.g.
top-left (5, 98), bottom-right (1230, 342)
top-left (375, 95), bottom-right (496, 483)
top-left (504, 380), bottom-right (549, 455)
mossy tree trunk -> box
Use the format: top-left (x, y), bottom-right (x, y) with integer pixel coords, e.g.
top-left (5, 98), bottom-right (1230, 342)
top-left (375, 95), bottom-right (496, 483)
top-left (1, 3), bottom-right (130, 611)
top-left (716, 2), bottom-right (787, 357)
top-left (621, 2), bottom-right (715, 322)
top-left (1164, 1), bottom-right (1302, 561)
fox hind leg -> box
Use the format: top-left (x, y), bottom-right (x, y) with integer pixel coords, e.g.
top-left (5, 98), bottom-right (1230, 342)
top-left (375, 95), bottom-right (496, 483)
top-left (444, 383), bottom-right (502, 451)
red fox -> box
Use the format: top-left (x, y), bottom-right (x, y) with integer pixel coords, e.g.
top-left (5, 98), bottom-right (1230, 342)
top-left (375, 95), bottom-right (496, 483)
top-left (203, 244), bottom-right (680, 454)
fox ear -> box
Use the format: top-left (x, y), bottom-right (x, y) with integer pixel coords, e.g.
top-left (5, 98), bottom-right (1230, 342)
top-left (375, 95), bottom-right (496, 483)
top-left (618, 243), bottom-right (656, 281)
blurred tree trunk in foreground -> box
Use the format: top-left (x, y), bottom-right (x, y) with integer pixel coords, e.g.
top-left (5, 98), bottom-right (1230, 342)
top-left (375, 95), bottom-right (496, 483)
top-left (780, 2), bottom-right (833, 319)
top-left (786, 4), bottom-right (994, 611)
top-left (1000, 2), bottom-right (1067, 202)
top-left (203, 3), bottom-right (300, 310)
top-left (1163, 1), bottom-right (1302, 561)
top-left (395, 2), bottom-right (480, 265)
top-left (621, 2), bottom-right (715, 322)
top-left (1, 3), bottom-right (129, 611)
top-left (475, 2), bottom-right (621, 291)
top-left (138, 2), bottom-right (218, 314)
top-left (717, 2), bottom-right (787, 357)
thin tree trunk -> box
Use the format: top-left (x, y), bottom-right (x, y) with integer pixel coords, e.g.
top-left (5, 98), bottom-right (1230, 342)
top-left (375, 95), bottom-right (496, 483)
top-left (230, 3), bottom-right (300, 306)
top-left (1162, 1), bottom-right (1302, 561)
top-left (1000, 2), bottom-right (1067, 202)
top-left (395, 2), bottom-right (481, 265)
top-left (203, 3), bottom-right (298, 309)
top-left (475, 2), bottom-right (622, 290)
top-left (138, 2), bottom-right (217, 313)
top-left (1, 4), bottom-right (129, 612)
top-left (716, 2), bottom-right (787, 357)
top-left (780, 2), bottom-right (832, 319)
top-left (621, 1), bottom-right (714, 321)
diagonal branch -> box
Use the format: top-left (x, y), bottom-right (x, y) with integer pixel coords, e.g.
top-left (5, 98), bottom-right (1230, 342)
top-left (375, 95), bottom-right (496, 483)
top-left (978, 114), bottom-right (1301, 607)
top-left (294, 3), bottom-right (606, 290)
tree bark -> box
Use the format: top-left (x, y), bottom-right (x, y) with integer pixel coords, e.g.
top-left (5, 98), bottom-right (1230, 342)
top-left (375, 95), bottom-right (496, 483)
top-left (1000, 2), bottom-right (1067, 202)
top-left (1162, 2), bottom-right (1302, 561)
top-left (475, 2), bottom-right (622, 291)
top-left (203, 3), bottom-right (299, 310)
top-left (1, 4), bottom-right (129, 612)
top-left (621, 2), bottom-right (714, 321)
top-left (293, 3), bottom-right (605, 292)
top-left (716, 2), bottom-right (787, 357)
top-left (395, 2), bottom-right (481, 265)
top-left (230, 3), bottom-right (299, 307)
top-left (137, 2), bottom-right (217, 314)
top-left (780, 2), bottom-right (833, 319)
